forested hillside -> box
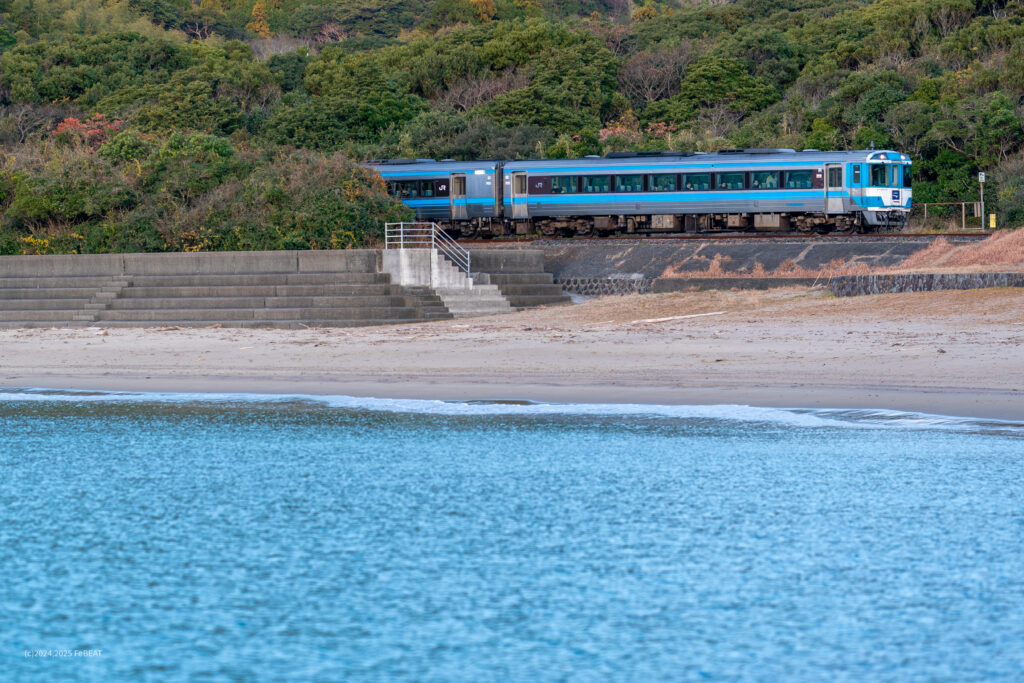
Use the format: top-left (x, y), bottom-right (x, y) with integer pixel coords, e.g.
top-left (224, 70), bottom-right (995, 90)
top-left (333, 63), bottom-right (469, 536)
top-left (2, 0), bottom-right (1023, 253)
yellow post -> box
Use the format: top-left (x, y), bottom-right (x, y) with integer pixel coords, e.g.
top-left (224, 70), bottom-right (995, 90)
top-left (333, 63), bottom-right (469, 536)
top-left (990, 214), bottom-right (996, 229)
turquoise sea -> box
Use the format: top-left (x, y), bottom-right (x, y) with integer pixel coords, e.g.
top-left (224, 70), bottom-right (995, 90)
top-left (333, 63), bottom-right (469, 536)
top-left (2, 390), bottom-right (1023, 681)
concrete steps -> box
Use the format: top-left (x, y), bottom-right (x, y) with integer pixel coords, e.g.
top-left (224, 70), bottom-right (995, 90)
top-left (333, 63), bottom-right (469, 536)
top-left (0, 247), bottom-right (566, 327)
top-left (124, 272), bottom-right (391, 287)
top-left (381, 249), bottom-right (515, 318)
top-left (478, 273), bottom-right (571, 309)
top-left (117, 284), bottom-right (398, 298)
top-left (94, 307), bottom-right (425, 322)
top-left (0, 269), bottom-right (454, 328)
top-left (2, 320), bottom-right (429, 329)
top-left (106, 295), bottom-right (418, 309)
top-left (432, 254), bottom-right (513, 317)
top-left (467, 250), bottom-right (572, 309)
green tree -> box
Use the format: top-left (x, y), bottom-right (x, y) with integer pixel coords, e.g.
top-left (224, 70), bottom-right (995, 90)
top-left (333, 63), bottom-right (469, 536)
top-left (642, 56), bottom-right (777, 126)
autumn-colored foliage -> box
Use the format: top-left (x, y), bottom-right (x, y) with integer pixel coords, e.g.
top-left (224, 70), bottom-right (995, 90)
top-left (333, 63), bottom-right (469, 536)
top-left (52, 114), bottom-right (123, 151)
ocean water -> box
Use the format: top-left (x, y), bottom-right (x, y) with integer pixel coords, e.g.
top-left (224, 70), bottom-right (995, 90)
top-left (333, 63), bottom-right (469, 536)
top-left (2, 390), bottom-right (1023, 681)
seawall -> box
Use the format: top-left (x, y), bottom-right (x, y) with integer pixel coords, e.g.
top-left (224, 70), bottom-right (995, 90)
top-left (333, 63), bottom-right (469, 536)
top-left (472, 237), bottom-right (969, 294)
top-left (829, 273), bottom-right (1024, 296)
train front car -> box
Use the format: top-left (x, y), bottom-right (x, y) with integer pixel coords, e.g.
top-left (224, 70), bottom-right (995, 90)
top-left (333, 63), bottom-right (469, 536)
top-left (501, 149), bottom-right (912, 235)
top-left (850, 151), bottom-right (913, 229)
top-left (367, 159), bottom-right (502, 237)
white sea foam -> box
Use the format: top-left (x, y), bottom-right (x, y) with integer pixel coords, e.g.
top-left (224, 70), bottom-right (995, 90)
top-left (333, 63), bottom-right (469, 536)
top-left (1, 388), bottom-right (1021, 434)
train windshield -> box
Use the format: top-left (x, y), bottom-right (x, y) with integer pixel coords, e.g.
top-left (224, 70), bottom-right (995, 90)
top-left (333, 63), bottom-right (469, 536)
top-left (870, 164), bottom-right (889, 187)
top-left (902, 165), bottom-right (912, 188)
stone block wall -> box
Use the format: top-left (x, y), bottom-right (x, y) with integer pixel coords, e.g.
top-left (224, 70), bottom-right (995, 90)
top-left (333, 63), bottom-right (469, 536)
top-left (555, 277), bottom-right (655, 296)
top-left (829, 272), bottom-right (1024, 296)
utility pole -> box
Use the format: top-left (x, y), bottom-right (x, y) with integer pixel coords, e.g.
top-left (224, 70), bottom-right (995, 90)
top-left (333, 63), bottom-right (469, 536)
top-left (978, 172), bottom-right (985, 230)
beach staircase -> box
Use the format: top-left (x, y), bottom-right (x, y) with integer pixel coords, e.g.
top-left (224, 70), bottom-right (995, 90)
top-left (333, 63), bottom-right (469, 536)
top-left (0, 271), bottom-right (452, 329)
top-left (469, 250), bottom-right (572, 310)
top-left (0, 247), bottom-right (567, 329)
top-left (382, 222), bottom-right (516, 318)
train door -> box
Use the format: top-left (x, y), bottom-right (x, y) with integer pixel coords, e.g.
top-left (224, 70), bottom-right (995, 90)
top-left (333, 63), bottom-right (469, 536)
top-left (511, 172), bottom-right (529, 219)
top-left (450, 173), bottom-right (468, 220)
top-left (825, 164), bottom-right (844, 214)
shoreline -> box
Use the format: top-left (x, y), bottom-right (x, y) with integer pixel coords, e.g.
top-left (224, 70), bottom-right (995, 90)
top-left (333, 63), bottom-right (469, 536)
top-left (3, 374), bottom-right (1023, 421)
top-left (2, 287), bottom-right (1022, 421)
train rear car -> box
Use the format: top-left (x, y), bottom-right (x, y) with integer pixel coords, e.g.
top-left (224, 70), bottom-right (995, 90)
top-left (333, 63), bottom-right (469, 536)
top-left (368, 159), bottom-right (501, 236)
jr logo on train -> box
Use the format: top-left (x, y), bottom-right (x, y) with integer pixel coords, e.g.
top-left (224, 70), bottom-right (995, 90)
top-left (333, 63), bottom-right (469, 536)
top-left (367, 148), bottom-right (913, 238)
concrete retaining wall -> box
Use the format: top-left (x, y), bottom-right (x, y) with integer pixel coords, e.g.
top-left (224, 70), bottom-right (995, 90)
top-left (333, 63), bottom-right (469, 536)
top-left (0, 250), bottom-right (384, 277)
top-left (556, 276), bottom-right (820, 296)
top-left (654, 277), bottom-right (819, 292)
top-left (0, 249), bottom-right (551, 280)
top-left (469, 249), bottom-right (546, 274)
top-left (533, 238), bottom-right (947, 280)
top-left (829, 272), bottom-right (1024, 296)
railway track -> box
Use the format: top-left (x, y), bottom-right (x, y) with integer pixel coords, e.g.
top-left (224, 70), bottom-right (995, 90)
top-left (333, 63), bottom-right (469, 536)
top-left (457, 232), bottom-right (991, 245)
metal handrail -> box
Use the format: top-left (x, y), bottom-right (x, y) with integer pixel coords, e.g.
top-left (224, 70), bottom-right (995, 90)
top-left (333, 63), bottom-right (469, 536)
top-left (384, 222), bottom-right (471, 277)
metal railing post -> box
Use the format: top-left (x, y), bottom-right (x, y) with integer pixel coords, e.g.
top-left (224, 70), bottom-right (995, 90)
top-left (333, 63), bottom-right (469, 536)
top-left (382, 221), bottom-right (471, 277)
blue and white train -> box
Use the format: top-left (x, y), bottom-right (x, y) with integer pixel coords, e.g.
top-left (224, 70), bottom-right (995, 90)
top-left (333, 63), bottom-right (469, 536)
top-left (368, 148), bottom-right (912, 236)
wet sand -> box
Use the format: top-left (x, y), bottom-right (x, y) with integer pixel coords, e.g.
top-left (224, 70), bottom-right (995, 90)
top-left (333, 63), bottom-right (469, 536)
top-left (2, 288), bottom-right (1022, 419)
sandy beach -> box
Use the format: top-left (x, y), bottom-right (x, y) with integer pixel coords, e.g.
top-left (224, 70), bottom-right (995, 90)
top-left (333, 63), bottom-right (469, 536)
top-left (2, 287), bottom-right (1023, 419)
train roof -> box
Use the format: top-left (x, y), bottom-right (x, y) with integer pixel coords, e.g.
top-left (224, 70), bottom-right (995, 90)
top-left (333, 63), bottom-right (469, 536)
top-left (367, 159), bottom-right (501, 175)
top-left (366, 149), bottom-right (910, 175)
top-left (502, 149), bottom-right (910, 169)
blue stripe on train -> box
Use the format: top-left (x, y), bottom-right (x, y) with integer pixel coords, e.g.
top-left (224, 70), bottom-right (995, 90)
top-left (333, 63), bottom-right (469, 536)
top-left (504, 161), bottom-right (846, 173)
top-left (381, 170), bottom-right (496, 177)
top-left (501, 190), bottom-right (836, 205)
top-left (403, 198), bottom-right (494, 207)
top-left (850, 197), bottom-right (914, 209)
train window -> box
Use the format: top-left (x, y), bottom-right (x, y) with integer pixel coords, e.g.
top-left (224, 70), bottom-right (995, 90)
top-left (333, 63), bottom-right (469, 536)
top-left (393, 180), bottom-right (419, 198)
top-left (419, 180), bottom-right (435, 197)
top-left (827, 168), bottom-right (842, 188)
top-left (891, 165), bottom-right (898, 187)
top-left (452, 175), bottom-right (467, 196)
top-left (853, 165), bottom-right (862, 185)
top-left (716, 172), bottom-right (745, 190)
top-left (902, 165), bottom-right (912, 188)
top-left (583, 175), bottom-right (611, 193)
top-left (750, 171), bottom-right (780, 189)
top-left (784, 171), bottom-right (814, 189)
top-left (683, 173), bottom-right (710, 191)
top-left (870, 164), bottom-right (888, 187)
top-left (550, 176), bottom-right (579, 194)
top-left (649, 174), bottom-right (677, 191)
top-left (615, 174), bottom-right (644, 192)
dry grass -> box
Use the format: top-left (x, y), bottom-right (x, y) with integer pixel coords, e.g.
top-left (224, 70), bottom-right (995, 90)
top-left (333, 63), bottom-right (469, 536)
top-left (895, 229), bottom-right (1024, 271)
